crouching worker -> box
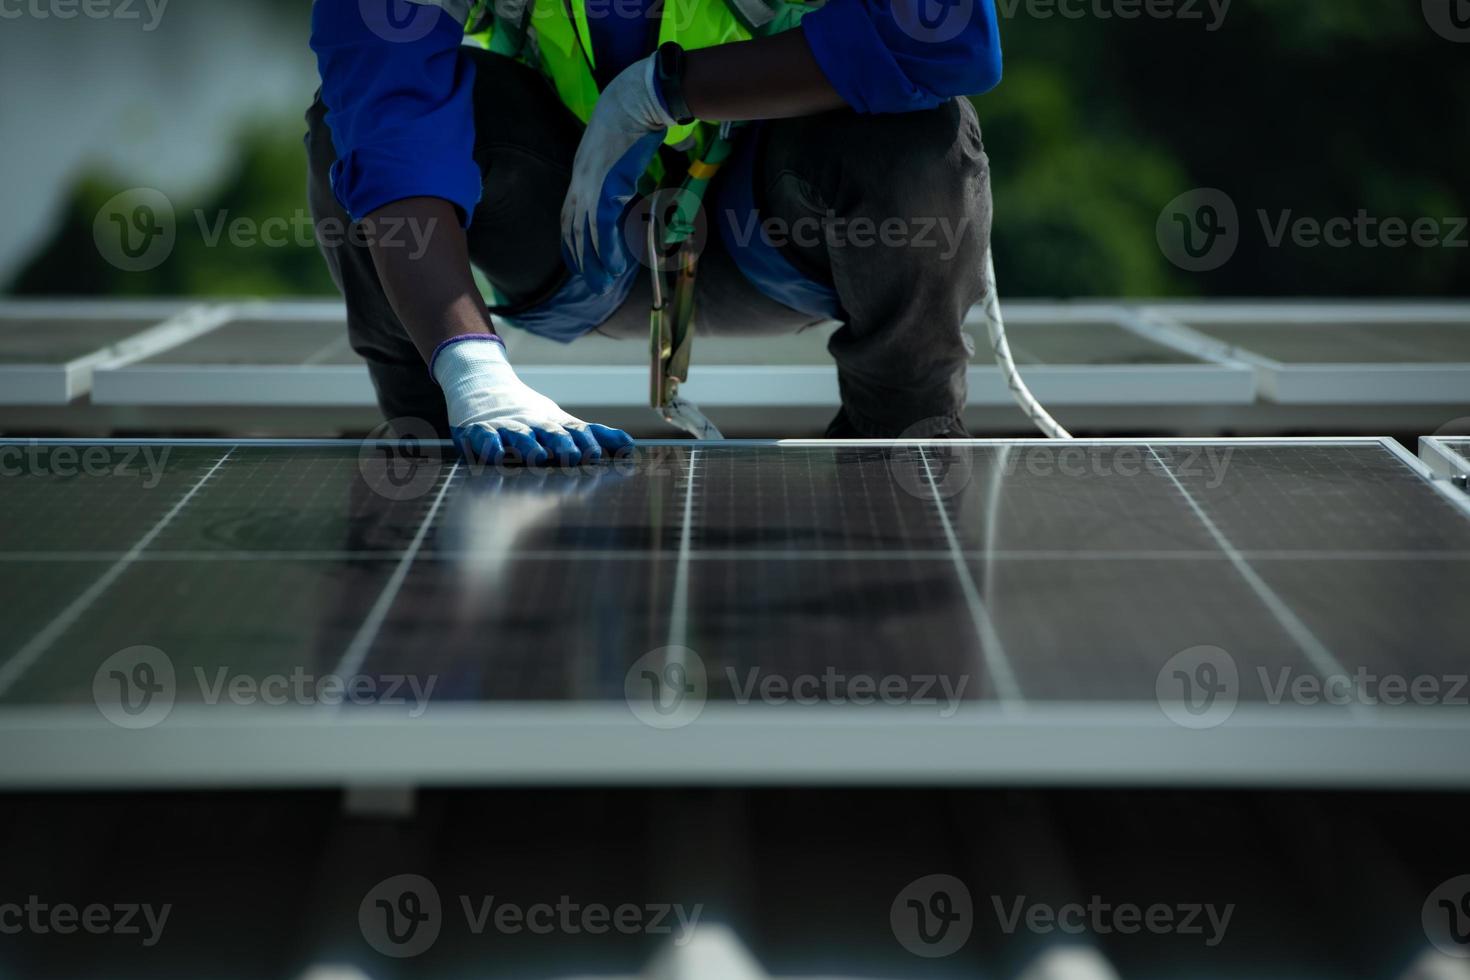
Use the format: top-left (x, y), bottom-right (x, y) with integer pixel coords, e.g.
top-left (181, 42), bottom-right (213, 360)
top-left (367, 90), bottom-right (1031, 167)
top-left (307, 0), bottom-right (1000, 464)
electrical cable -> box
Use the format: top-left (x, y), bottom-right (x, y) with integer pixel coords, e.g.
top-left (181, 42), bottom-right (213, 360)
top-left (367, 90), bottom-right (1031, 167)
top-left (981, 251), bottom-right (1073, 440)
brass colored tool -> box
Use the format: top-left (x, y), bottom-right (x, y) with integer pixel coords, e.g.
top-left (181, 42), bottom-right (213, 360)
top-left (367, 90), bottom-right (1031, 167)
top-left (647, 126), bottom-right (739, 439)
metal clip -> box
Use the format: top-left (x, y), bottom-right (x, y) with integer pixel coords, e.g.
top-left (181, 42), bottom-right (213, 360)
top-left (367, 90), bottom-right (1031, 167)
top-left (648, 218), bottom-right (723, 438)
top-left (646, 127), bottom-right (745, 441)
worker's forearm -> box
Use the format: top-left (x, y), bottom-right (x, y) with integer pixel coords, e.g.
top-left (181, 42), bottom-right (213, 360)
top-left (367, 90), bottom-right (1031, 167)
top-left (363, 197), bottom-right (495, 365)
top-left (683, 30), bottom-right (845, 121)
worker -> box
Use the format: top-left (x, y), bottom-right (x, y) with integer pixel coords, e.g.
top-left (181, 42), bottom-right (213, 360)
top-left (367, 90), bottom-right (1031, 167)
top-left (307, 0), bottom-right (1001, 465)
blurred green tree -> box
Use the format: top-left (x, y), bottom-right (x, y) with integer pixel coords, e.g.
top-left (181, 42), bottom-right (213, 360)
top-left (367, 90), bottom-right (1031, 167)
top-left (10, 0), bottom-right (1467, 299)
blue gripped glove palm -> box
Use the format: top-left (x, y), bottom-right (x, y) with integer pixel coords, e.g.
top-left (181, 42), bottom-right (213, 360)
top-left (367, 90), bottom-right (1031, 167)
top-left (560, 53), bottom-right (677, 293)
top-left (431, 336), bottom-right (635, 466)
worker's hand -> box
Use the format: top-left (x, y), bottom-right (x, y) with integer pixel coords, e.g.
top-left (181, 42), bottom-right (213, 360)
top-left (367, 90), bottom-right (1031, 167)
top-left (432, 336), bottom-right (635, 466)
top-left (560, 53), bottom-right (676, 293)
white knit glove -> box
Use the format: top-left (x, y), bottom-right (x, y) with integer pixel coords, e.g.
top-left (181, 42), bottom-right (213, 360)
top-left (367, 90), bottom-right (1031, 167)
top-left (432, 337), bottom-right (634, 466)
top-left (560, 53), bottom-right (676, 275)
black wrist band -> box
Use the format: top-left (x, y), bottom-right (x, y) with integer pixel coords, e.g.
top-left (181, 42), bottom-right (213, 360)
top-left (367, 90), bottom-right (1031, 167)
top-left (654, 41), bottom-right (696, 126)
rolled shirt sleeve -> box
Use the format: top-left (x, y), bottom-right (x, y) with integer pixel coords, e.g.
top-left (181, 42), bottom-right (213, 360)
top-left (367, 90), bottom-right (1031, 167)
top-left (800, 0), bottom-right (1003, 114)
top-left (310, 0), bottom-right (483, 226)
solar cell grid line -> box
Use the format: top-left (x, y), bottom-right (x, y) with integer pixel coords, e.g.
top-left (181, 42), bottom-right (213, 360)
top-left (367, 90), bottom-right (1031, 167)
top-left (332, 458), bottom-right (462, 682)
top-left (1169, 442), bottom-right (1470, 552)
top-left (667, 447), bottom-right (700, 650)
top-left (1142, 444), bottom-right (1353, 693)
top-left (4, 544), bottom-right (1439, 562)
top-left (0, 447), bottom-right (235, 698)
top-left (940, 445), bottom-right (1221, 556)
top-left (144, 445), bottom-right (436, 555)
top-left (918, 445), bottom-right (1023, 704)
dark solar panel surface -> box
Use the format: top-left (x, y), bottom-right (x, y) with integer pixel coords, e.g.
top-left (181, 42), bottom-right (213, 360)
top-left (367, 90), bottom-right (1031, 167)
top-left (0, 441), bottom-right (1465, 708)
top-left (0, 317), bottom-right (163, 364)
top-left (1000, 320), bottom-right (1203, 365)
top-left (1186, 321), bottom-right (1470, 363)
top-left (508, 320), bottom-right (1201, 366)
top-left (138, 319), bottom-right (362, 365)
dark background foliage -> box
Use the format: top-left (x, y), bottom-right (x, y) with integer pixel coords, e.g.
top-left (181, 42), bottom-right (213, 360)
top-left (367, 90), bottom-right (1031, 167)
top-left (8, 0), bottom-right (1467, 299)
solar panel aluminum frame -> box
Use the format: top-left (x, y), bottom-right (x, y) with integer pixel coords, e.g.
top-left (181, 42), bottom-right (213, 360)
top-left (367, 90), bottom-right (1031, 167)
top-left (1418, 436), bottom-right (1470, 485)
top-left (961, 302), bottom-right (1255, 407)
top-left (0, 435), bottom-right (1466, 792)
top-left (1131, 302), bottom-right (1470, 405)
top-left (86, 301), bottom-right (1256, 409)
top-left (1, 700), bottom-right (1468, 791)
top-left (0, 300), bottom-right (206, 405)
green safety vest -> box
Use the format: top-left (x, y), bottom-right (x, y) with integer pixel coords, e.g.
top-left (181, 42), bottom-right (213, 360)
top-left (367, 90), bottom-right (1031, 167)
top-left (463, 0), bottom-right (816, 155)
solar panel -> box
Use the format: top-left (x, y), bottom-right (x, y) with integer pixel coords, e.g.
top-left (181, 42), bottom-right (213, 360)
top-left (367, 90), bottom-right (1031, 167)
top-left (0, 437), bottom-right (1465, 790)
top-left (140, 318), bottom-right (362, 366)
top-left (0, 300), bottom-right (196, 404)
top-left (517, 304), bottom-right (1252, 408)
top-left (88, 301), bottom-right (1254, 413)
top-left (1419, 436), bottom-right (1470, 481)
top-left (1138, 304), bottom-right (1470, 404)
top-left (90, 302), bottom-right (376, 407)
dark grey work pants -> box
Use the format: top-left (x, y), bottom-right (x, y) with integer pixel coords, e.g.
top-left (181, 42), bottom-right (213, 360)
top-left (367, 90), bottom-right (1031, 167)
top-left (305, 49), bottom-right (991, 437)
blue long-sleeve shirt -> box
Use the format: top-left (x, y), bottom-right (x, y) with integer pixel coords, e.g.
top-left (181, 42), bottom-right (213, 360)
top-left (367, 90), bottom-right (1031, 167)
top-left (310, 0), bottom-right (1002, 225)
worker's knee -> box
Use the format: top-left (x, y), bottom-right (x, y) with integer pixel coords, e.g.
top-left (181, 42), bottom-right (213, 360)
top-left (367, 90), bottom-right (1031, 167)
top-left (762, 99), bottom-right (991, 272)
top-left (848, 99), bottom-right (990, 234)
top-left (787, 99), bottom-right (987, 208)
